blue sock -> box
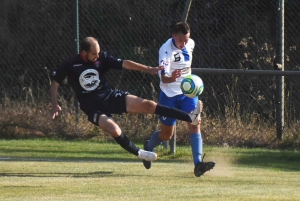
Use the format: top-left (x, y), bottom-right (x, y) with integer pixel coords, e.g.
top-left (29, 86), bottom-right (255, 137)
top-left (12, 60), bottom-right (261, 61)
top-left (190, 133), bottom-right (202, 166)
top-left (147, 131), bottom-right (162, 151)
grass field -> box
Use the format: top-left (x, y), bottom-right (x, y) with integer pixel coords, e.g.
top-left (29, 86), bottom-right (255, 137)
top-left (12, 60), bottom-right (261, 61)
top-left (0, 139), bottom-right (299, 201)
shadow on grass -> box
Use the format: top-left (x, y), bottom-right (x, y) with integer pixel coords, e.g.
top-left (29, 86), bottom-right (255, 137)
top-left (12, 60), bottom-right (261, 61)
top-left (0, 155), bottom-right (188, 165)
top-left (0, 171), bottom-right (114, 178)
top-left (0, 147), bottom-right (125, 155)
top-left (234, 149), bottom-right (300, 171)
top-left (0, 170), bottom-right (196, 179)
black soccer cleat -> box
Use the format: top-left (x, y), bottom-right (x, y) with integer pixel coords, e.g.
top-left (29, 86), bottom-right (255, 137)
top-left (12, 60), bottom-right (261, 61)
top-left (142, 140), bottom-right (152, 169)
top-left (194, 154), bottom-right (215, 177)
top-left (194, 161), bottom-right (216, 177)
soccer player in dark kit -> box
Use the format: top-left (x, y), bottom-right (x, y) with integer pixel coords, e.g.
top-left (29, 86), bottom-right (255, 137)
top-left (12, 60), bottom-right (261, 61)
top-left (50, 37), bottom-right (201, 163)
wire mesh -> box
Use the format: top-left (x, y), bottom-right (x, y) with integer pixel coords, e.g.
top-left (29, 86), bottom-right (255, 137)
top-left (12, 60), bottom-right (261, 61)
top-left (1, 0), bottom-right (300, 136)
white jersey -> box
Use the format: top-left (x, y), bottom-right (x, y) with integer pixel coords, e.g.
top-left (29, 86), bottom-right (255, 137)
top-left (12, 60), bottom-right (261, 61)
top-left (158, 38), bottom-right (195, 97)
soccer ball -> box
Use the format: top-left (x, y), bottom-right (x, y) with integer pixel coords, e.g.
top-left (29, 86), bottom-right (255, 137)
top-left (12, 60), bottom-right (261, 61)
top-left (180, 74), bottom-right (204, 98)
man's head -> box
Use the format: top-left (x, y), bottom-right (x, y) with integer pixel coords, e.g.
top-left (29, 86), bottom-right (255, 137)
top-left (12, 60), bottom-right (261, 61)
top-left (80, 37), bottom-right (100, 62)
top-left (172, 22), bottom-right (190, 50)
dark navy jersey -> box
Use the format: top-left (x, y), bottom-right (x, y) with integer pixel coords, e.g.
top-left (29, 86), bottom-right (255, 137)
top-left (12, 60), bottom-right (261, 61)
top-left (50, 51), bottom-right (123, 100)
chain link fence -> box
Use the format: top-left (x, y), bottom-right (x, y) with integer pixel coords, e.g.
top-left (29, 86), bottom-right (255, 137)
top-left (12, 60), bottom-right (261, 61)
top-left (0, 0), bottom-right (300, 144)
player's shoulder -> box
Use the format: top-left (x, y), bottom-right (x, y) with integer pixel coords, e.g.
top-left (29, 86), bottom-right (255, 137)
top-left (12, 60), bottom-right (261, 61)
top-left (100, 50), bottom-right (108, 57)
top-left (188, 38), bottom-right (195, 46)
top-left (159, 38), bottom-right (172, 51)
top-left (99, 51), bottom-right (122, 62)
top-left (59, 54), bottom-right (80, 67)
top-left (100, 50), bottom-right (116, 59)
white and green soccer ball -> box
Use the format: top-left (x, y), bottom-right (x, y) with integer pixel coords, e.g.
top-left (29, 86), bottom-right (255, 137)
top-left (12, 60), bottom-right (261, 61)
top-left (180, 74), bottom-right (204, 98)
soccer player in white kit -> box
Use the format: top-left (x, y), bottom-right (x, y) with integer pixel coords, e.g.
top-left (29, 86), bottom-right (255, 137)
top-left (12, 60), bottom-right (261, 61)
top-left (143, 22), bottom-right (215, 177)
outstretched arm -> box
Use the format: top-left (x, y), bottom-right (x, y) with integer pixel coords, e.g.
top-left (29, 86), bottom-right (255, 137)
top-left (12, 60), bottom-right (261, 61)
top-left (50, 80), bottom-right (62, 119)
top-left (122, 60), bottom-right (164, 75)
top-left (160, 69), bottom-right (182, 83)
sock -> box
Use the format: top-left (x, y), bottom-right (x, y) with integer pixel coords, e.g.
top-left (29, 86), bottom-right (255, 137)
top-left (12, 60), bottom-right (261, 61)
top-left (147, 131), bottom-right (162, 152)
top-left (190, 133), bottom-right (202, 166)
top-left (155, 104), bottom-right (192, 123)
top-left (113, 133), bottom-right (139, 156)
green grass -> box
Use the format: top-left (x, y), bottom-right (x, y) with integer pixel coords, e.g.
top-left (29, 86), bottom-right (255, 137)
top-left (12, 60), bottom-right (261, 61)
top-left (0, 139), bottom-right (300, 201)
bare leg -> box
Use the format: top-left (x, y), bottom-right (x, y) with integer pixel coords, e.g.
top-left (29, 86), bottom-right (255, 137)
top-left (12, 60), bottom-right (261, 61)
top-left (125, 95), bottom-right (192, 122)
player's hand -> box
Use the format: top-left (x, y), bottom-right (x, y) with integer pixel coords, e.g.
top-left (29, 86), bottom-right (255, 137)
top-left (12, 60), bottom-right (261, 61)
top-left (171, 69), bottom-right (182, 82)
top-left (146, 66), bottom-right (164, 75)
top-left (50, 105), bottom-right (62, 119)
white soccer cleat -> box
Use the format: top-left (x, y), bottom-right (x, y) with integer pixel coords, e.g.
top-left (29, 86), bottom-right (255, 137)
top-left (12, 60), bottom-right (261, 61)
top-left (189, 100), bottom-right (202, 125)
top-left (138, 149), bottom-right (157, 161)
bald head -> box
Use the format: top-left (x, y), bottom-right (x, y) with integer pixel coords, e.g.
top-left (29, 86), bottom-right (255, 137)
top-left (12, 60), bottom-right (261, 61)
top-left (80, 37), bottom-right (100, 52)
top-left (80, 37), bottom-right (100, 62)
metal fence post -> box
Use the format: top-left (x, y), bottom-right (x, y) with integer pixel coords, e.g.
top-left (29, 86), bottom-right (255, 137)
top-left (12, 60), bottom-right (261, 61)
top-left (181, 0), bottom-right (193, 22)
top-left (73, 0), bottom-right (80, 124)
top-left (169, 124), bottom-right (176, 154)
top-left (275, 0), bottom-right (284, 140)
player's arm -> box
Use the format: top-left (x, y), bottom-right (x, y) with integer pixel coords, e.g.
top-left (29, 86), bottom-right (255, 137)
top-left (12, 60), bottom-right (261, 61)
top-left (49, 60), bottom-right (69, 119)
top-left (122, 60), bottom-right (164, 75)
top-left (50, 80), bottom-right (62, 120)
top-left (158, 47), bottom-right (181, 83)
top-left (160, 69), bottom-right (182, 83)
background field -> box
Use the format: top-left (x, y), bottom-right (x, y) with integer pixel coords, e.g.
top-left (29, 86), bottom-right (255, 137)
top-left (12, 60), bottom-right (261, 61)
top-left (1, 0), bottom-right (300, 149)
top-left (0, 139), bottom-right (299, 201)
top-left (1, 1), bottom-right (300, 200)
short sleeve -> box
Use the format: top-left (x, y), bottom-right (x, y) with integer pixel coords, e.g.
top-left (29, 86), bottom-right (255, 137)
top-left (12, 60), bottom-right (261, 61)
top-left (100, 51), bottom-right (123, 70)
top-left (158, 44), bottom-right (171, 79)
top-left (50, 60), bottom-right (71, 85)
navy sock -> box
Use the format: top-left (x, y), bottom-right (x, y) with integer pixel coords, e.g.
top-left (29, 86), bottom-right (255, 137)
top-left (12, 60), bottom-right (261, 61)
top-left (113, 133), bottom-right (139, 156)
top-left (155, 104), bottom-right (192, 122)
top-left (190, 133), bottom-right (202, 166)
top-left (146, 131), bottom-right (162, 151)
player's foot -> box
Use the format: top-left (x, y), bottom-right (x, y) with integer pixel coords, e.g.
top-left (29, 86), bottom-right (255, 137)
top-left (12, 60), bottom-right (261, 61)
top-left (189, 100), bottom-right (202, 125)
top-left (142, 140), bottom-right (152, 169)
top-left (194, 161), bottom-right (215, 177)
top-left (138, 149), bottom-right (157, 162)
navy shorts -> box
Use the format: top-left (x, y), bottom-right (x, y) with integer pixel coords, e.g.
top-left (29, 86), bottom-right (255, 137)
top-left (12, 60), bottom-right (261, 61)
top-left (79, 89), bottom-right (129, 126)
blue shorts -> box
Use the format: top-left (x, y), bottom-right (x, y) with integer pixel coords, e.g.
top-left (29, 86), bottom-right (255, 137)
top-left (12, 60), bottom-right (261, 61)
top-left (159, 91), bottom-right (198, 126)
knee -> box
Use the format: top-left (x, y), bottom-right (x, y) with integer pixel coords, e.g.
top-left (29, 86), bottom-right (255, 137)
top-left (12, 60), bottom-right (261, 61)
top-left (108, 128), bottom-right (122, 137)
top-left (144, 100), bottom-right (157, 112)
top-left (188, 124), bottom-right (201, 134)
top-left (158, 132), bottom-right (173, 141)
top-left (99, 123), bottom-right (122, 137)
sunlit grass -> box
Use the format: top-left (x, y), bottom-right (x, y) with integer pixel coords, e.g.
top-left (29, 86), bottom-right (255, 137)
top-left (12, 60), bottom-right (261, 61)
top-left (0, 139), bottom-right (299, 200)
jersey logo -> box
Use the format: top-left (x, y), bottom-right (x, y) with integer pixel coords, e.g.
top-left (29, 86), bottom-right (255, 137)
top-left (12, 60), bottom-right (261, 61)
top-left (79, 69), bottom-right (100, 91)
top-left (73, 64), bottom-right (82, 67)
top-left (174, 53), bottom-right (181, 62)
top-left (160, 60), bottom-right (169, 67)
top-left (94, 61), bottom-right (101, 68)
top-left (162, 116), bottom-right (167, 120)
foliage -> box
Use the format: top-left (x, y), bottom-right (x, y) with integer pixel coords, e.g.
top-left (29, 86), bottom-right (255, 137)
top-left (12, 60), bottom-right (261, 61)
top-left (0, 100), bottom-right (299, 150)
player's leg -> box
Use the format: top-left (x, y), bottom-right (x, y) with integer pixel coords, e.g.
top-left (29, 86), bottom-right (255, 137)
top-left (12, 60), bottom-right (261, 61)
top-left (186, 98), bottom-right (203, 168)
top-left (143, 123), bottom-right (175, 169)
top-left (85, 110), bottom-right (157, 162)
top-left (125, 94), bottom-right (195, 123)
top-left (96, 114), bottom-right (155, 161)
top-left (143, 92), bottom-right (178, 169)
top-left (188, 122), bottom-right (203, 168)
top-left (146, 123), bottom-right (175, 151)
top-left (95, 90), bottom-right (159, 161)
top-left (186, 100), bottom-right (215, 177)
